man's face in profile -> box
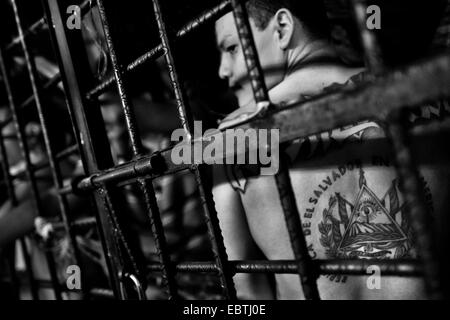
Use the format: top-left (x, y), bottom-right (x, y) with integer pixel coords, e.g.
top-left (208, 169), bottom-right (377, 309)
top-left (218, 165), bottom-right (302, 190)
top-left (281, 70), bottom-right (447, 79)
top-left (215, 12), bottom-right (286, 107)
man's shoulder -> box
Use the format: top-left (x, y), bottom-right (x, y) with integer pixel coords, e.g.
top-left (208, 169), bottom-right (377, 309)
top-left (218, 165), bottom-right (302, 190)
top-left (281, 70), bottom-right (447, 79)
top-left (270, 65), bottom-right (365, 106)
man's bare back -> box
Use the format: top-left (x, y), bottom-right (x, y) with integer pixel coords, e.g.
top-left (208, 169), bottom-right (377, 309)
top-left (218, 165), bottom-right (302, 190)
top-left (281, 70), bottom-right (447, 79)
top-left (212, 2), bottom-right (449, 299)
top-left (213, 62), bottom-right (450, 299)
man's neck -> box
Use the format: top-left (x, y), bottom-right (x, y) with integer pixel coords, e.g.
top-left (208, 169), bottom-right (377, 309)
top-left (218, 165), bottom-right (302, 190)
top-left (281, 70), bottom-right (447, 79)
top-left (285, 38), bottom-right (339, 77)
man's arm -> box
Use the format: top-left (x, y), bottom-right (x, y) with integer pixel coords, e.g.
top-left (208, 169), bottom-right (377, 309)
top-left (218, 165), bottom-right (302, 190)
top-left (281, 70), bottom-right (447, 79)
top-left (0, 182), bottom-right (38, 248)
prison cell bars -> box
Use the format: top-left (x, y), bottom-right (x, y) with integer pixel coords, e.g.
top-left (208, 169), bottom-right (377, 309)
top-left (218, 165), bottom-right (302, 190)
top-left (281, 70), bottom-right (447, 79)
top-left (0, 0), bottom-right (92, 130)
top-left (0, 46), bottom-right (59, 300)
top-left (230, 0), bottom-right (324, 300)
top-left (1, 2), bottom-right (235, 299)
top-left (5, 0), bottom-right (91, 52)
top-left (150, 0), bottom-right (237, 299)
top-left (43, 0), bottom-right (147, 299)
top-left (85, 0), bottom-right (232, 100)
top-left (1, 0), bottom-right (449, 300)
top-left (42, 0), bottom-right (450, 300)
top-left (10, 0), bottom-right (88, 300)
top-left (43, 0), bottom-right (241, 300)
top-left (94, 0), bottom-right (177, 300)
top-left (1, 0), bottom-right (92, 300)
top-left (350, 0), bottom-right (443, 299)
top-left (0, 0), bottom-right (97, 300)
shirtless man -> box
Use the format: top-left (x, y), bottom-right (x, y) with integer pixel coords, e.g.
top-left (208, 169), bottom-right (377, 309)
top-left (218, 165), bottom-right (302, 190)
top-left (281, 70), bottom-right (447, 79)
top-left (212, 0), bottom-right (449, 299)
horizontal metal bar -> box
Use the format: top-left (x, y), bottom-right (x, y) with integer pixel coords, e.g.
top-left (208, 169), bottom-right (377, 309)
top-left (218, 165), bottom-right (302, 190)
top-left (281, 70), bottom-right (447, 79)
top-left (315, 259), bottom-right (423, 277)
top-left (239, 53), bottom-right (450, 143)
top-left (90, 288), bottom-right (115, 299)
top-left (146, 259), bottom-right (423, 277)
top-left (86, 0), bottom-right (231, 99)
top-left (5, 18), bottom-right (47, 52)
top-left (51, 216), bottom-right (97, 232)
top-left (76, 150), bottom-right (189, 191)
top-left (76, 54), bottom-right (450, 190)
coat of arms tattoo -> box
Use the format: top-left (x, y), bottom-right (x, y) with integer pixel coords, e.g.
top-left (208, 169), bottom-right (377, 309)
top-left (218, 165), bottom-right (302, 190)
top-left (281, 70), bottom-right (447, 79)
top-left (319, 168), bottom-right (414, 259)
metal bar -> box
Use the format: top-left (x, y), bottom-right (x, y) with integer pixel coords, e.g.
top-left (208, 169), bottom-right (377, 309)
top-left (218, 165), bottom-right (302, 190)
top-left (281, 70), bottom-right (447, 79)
top-left (51, 217), bottom-right (97, 233)
top-left (86, 0), bottom-right (231, 99)
top-left (229, 0), bottom-right (320, 300)
top-left (1, 45), bottom-right (46, 301)
top-left (5, 17), bottom-right (47, 52)
top-left (239, 54), bottom-right (450, 142)
top-left (230, 0), bottom-right (269, 104)
top-left (76, 152), bottom-right (183, 191)
top-left (145, 259), bottom-right (423, 277)
top-left (95, 0), bottom-right (178, 300)
top-left (273, 160), bottom-right (320, 299)
top-left (89, 288), bottom-right (115, 299)
top-left (350, 0), bottom-right (444, 299)
top-left (73, 54), bottom-right (450, 192)
top-left (43, 0), bottom-right (127, 299)
top-left (151, 0), bottom-right (237, 300)
top-left (12, 0), bottom-right (87, 300)
top-left (386, 113), bottom-right (443, 299)
top-left (5, 0), bottom-right (92, 52)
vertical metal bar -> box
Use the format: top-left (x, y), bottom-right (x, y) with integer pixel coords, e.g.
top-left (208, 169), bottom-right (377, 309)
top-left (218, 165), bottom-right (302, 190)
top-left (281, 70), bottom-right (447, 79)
top-left (230, 0), bottom-right (269, 104)
top-left (229, 0), bottom-right (321, 300)
top-left (349, 0), bottom-right (444, 299)
top-left (151, 0), bottom-right (237, 299)
top-left (42, 0), bottom-right (131, 299)
top-left (386, 112), bottom-right (443, 299)
top-left (95, 0), bottom-right (178, 300)
top-left (151, 0), bottom-right (194, 138)
top-left (9, 0), bottom-right (85, 298)
top-left (10, 0), bottom-right (63, 300)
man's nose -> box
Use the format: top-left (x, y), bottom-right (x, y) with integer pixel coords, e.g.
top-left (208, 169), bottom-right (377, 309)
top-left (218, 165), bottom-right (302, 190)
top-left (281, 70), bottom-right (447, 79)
top-left (218, 56), bottom-right (231, 80)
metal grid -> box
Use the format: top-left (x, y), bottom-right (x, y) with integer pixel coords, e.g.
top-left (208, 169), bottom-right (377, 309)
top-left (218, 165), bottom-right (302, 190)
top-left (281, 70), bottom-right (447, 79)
top-left (0, 0), bottom-right (448, 300)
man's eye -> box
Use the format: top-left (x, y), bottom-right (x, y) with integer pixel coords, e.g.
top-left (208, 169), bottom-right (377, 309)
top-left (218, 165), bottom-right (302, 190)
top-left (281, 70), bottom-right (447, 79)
top-left (226, 44), bottom-right (238, 54)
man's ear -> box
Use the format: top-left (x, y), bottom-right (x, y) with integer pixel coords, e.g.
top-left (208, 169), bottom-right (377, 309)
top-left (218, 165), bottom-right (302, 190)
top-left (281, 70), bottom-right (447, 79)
top-left (274, 9), bottom-right (295, 50)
